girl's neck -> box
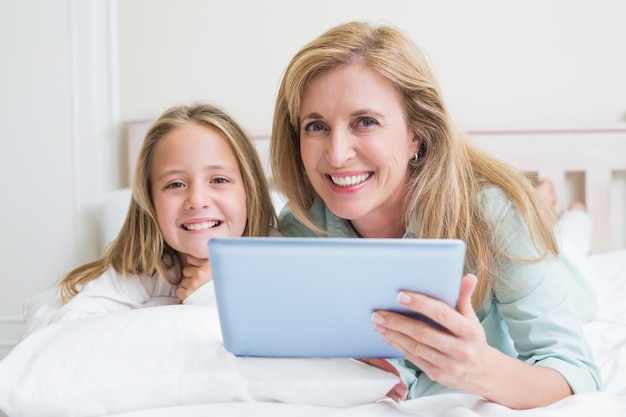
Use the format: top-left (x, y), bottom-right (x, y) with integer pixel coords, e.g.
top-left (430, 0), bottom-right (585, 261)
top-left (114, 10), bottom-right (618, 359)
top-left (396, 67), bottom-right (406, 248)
top-left (177, 252), bottom-right (189, 268)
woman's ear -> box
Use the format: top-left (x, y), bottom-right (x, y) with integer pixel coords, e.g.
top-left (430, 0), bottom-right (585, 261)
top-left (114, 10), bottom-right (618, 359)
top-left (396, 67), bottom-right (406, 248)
top-left (411, 135), bottom-right (422, 155)
top-left (408, 134), bottom-right (422, 167)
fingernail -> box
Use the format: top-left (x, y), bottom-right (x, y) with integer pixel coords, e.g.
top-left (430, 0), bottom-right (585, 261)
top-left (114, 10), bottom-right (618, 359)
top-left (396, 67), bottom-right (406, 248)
top-left (467, 274), bottom-right (478, 286)
top-left (397, 291), bottom-right (412, 305)
top-left (371, 312), bottom-right (385, 325)
top-left (373, 324), bottom-right (387, 335)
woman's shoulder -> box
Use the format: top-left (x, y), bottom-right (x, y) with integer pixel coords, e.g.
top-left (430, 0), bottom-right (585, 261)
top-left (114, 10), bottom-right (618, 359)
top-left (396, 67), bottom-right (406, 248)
top-left (477, 185), bottom-right (552, 264)
top-left (476, 186), bottom-right (517, 224)
top-left (269, 228), bottom-right (285, 237)
top-left (278, 197), bottom-right (327, 237)
top-left (475, 185), bottom-right (538, 250)
top-left (278, 197), bottom-right (356, 237)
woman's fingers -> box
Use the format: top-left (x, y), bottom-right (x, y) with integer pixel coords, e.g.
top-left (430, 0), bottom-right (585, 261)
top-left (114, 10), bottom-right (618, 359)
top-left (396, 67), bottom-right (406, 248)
top-left (372, 274), bottom-right (490, 391)
top-left (373, 311), bottom-right (450, 361)
top-left (394, 274), bottom-right (479, 335)
top-left (455, 274), bottom-right (478, 317)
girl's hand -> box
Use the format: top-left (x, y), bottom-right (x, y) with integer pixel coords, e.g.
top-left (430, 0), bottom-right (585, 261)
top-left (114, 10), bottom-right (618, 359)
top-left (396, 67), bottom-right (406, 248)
top-left (372, 274), bottom-right (497, 396)
top-left (176, 255), bottom-right (212, 301)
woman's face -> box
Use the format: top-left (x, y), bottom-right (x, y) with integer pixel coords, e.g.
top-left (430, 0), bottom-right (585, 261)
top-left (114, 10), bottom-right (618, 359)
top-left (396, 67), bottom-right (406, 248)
top-left (151, 123), bottom-right (248, 260)
top-left (299, 63), bottom-right (419, 238)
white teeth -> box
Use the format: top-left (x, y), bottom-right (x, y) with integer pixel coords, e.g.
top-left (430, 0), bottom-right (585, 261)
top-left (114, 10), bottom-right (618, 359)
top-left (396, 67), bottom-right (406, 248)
top-left (184, 221), bottom-right (219, 231)
top-left (330, 173), bottom-right (371, 187)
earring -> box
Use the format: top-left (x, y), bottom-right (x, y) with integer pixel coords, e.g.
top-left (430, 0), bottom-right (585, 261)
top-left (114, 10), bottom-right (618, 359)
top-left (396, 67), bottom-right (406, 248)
top-left (412, 153), bottom-right (419, 162)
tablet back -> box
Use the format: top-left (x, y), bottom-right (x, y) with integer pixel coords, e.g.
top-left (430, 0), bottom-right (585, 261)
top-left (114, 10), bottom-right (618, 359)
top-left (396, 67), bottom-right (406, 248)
top-left (208, 237), bottom-right (465, 358)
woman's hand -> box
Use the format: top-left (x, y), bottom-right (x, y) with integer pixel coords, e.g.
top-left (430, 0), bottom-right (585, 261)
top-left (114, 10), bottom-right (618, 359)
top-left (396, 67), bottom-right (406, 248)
top-left (372, 274), bottom-right (573, 408)
top-left (372, 274), bottom-right (496, 396)
top-left (176, 254), bottom-right (212, 301)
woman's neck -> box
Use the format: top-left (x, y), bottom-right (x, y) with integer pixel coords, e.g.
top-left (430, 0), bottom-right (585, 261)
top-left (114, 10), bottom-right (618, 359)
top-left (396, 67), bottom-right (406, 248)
top-left (350, 222), bottom-right (405, 238)
top-left (349, 207), bottom-right (406, 238)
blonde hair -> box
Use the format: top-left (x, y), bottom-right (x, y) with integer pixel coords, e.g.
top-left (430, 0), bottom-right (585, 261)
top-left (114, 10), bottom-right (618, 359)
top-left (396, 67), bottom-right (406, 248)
top-left (270, 21), bottom-right (557, 309)
top-left (59, 102), bottom-right (277, 302)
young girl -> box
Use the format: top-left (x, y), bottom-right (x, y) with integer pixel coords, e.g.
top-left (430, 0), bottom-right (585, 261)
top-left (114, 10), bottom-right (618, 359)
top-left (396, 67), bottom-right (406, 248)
top-left (51, 102), bottom-right (277, 322)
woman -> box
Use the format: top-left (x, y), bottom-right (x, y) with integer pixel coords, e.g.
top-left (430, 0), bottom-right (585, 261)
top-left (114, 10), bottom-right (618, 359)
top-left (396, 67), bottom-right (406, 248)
top-left (270, 21), bottom-right (600, 409)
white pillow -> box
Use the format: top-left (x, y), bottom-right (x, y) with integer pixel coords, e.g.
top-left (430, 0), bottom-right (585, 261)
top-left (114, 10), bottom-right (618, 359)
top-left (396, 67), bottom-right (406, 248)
top-left (0, 305), bottom-right (397, 417)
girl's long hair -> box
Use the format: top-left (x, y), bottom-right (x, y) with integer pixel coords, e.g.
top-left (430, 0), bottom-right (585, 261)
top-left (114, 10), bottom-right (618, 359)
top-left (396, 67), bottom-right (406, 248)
top-left (59, 103), bottom-right (277, 302)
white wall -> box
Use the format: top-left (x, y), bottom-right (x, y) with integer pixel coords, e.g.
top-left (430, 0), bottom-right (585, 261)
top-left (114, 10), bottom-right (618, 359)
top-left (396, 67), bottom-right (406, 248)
top-left (1, 0), bottom-right (625, 359)
top-left (0, 0), bottom-right (119, 359)
top-left (117, 0), bottom-right (626, 132)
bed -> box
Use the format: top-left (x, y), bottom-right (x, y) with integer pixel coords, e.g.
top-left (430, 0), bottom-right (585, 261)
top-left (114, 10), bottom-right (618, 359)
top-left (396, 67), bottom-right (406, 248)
top-left (1, 123), bottom-right (626, 417)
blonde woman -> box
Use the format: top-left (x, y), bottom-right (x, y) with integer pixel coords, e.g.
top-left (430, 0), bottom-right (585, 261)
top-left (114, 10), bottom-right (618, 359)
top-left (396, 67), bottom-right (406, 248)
top-left (271, 21), bottom-right (600, 408)
top-left (53, 102), bottom-right (277, 321)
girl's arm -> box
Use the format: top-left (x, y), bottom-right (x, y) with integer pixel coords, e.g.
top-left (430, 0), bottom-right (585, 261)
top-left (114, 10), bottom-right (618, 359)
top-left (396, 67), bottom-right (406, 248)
top-left (51, 268), bottom-right (155, 323)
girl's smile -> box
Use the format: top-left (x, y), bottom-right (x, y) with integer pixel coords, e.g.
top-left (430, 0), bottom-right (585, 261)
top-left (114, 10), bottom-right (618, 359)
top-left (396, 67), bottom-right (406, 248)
top-left (151, 123), bottom-right (248, 259)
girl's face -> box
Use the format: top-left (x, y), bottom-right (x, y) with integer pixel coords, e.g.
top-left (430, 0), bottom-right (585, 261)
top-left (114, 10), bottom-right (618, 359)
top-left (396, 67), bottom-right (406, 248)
top-left (299, 63), bottom-right (419, 238)
top-left (151, 123), bottom-right (247, 260)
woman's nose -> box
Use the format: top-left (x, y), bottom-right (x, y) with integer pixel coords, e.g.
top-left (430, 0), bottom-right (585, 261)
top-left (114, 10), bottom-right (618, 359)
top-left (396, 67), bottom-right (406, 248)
top-left (326, 129), bottom-right (356, 167)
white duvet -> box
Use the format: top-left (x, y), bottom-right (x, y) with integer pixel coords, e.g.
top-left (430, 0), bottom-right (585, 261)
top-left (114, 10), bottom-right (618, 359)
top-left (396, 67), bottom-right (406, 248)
top-left (1, 249), bottom-right (626, 417)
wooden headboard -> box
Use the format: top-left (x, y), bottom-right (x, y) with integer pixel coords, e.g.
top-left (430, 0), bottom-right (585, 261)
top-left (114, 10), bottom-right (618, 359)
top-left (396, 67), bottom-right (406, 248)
top-left (125, 120), bottom-right (626, 253)
top-left (469, 126), bottom-right (626, 253)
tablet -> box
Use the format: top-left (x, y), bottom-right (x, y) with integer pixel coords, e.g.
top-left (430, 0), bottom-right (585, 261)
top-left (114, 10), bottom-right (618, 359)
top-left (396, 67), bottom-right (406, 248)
top-left (208, 237), bottom-right (466, 358)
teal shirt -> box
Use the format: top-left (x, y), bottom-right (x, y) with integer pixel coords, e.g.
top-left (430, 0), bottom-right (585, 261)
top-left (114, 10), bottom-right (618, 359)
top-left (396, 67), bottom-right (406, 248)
top-left (279, 188), bottom-right (601, 397)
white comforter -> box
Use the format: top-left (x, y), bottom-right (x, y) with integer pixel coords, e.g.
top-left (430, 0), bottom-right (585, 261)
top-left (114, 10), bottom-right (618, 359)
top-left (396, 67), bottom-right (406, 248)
top-left (1, 250), bottom-right (625, 417)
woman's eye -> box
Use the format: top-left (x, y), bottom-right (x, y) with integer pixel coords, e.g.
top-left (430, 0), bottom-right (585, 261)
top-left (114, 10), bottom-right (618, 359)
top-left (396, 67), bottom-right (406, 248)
top-left (304, 121), bottom-right (325, 132)
top-left (357, 117), bottom-right (378, 127)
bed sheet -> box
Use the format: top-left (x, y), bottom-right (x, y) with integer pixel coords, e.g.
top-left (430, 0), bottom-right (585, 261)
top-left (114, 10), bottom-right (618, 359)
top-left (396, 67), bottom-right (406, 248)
top-left (104, 249), bottom-right (626, 416)
top-left (108, 392), bottom-right (626, 417)
top-left (584, 249), bottom-right (626, 397)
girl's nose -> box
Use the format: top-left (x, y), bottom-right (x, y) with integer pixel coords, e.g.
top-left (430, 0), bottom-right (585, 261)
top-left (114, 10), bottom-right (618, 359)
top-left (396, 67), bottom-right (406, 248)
top-left (326, 129), bottom-right (356, 167)
top-left (185, 185), bottom-right (210, 210)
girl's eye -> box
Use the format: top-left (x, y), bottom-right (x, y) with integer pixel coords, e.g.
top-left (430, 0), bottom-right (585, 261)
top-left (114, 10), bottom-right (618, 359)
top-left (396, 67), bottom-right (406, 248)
top-left (357, 117), bottom-right (378, 127)
top-left (211, 177), bottom-right (229, 185)
top-left (165, 181), bottom-right (184, 189)
top-left (303, 121), bottom-right (325, 132)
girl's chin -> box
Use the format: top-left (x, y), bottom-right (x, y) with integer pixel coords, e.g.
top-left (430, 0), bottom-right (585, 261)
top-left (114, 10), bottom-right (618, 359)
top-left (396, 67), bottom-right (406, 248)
top-left (192, 249), bottom-right (209, 259)
top-left (177, 248), bottom-right (210, 260)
